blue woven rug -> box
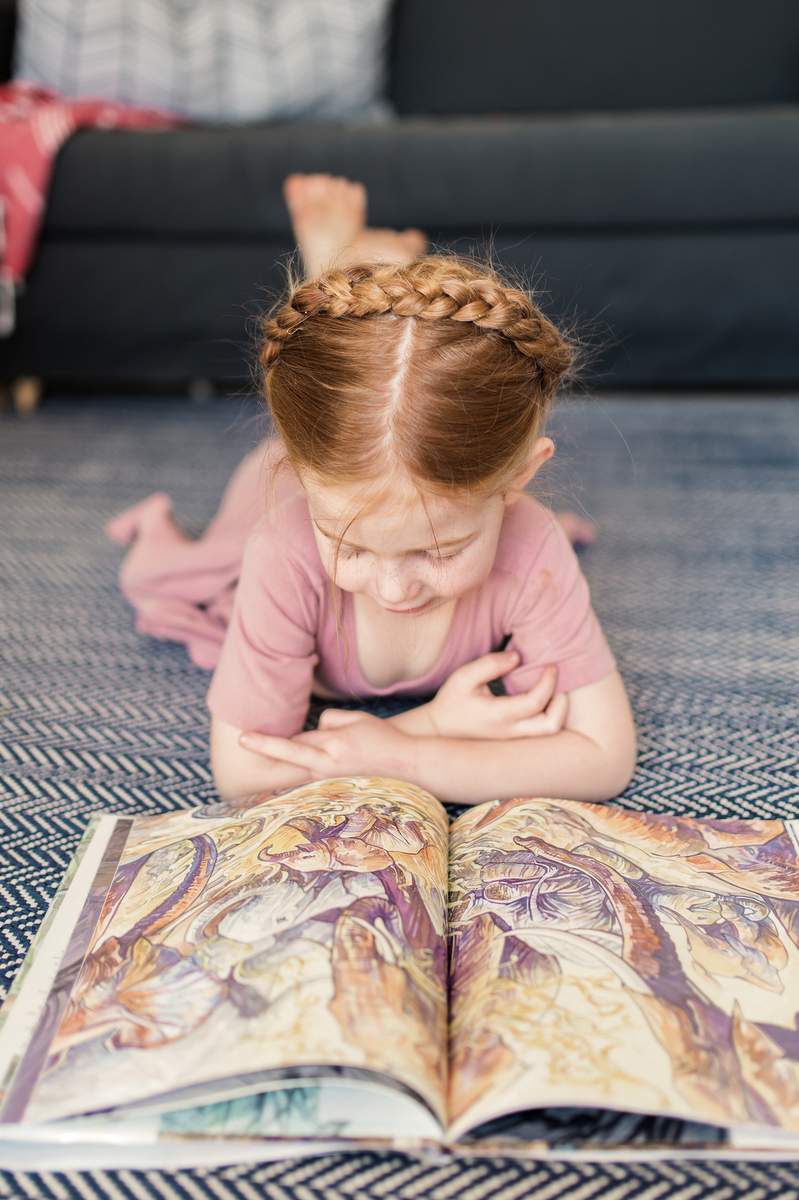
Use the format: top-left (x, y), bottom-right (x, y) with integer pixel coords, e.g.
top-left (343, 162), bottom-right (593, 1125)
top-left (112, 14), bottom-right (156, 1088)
top-left (1, 392), bottom-right (798, 1199)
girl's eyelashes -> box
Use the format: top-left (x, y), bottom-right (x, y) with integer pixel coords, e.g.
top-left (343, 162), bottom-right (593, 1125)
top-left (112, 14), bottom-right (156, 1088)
top-left (427, 547), bottom-right (464, 565)
top-left (338, 546), bottom-right (465, 564)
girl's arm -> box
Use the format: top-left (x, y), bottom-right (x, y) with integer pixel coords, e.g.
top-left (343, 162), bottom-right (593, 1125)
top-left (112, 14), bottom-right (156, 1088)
top-left (382, 702), bottom-right (438, 736)
top-left (210, 713), bottom-right (312, 802)
top-left (409, 670), bottom-right (637, 805)
top-left (235, 669), bottom-right (637, 807)
top-left (211, 702), bottom-right (438, 801)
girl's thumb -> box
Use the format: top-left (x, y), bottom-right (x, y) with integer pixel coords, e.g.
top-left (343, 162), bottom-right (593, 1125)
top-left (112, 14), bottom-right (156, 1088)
top-left (467, 649), bottom-right (519, 683)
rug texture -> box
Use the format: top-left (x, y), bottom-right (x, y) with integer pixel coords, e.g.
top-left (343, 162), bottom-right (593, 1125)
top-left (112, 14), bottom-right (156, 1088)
top-left (1, 392), bottom-right (798, 1199)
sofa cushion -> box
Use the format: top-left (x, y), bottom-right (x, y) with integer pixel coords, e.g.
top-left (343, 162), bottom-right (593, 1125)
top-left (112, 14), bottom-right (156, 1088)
top-left (43, 107), bottom-right (799, 239)
top-left (14, 0), bottom-right (392, 122)
top-left (389, 0), bottom-right (799, 115)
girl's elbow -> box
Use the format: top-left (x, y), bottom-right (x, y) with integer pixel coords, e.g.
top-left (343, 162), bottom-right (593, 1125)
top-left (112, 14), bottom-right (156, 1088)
top-left (564, 671), bottom-right (637, 802)
top-left (578, 714), bottom-right (637, 802)
top-left (211, 765), bottom-right (241, 804)
top-left (209, 713), bottom-right (259, 802)
top-left (599, 722), bottom-right (638, 800)
top-left (602, 758), bottom-right (636, 802)
top-left (211, 752), bottom-right (271, 805)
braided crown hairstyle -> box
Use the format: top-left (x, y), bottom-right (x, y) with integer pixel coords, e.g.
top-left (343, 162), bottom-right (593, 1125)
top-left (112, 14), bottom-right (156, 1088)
top-left (255, 254), bottom-right (579, 660)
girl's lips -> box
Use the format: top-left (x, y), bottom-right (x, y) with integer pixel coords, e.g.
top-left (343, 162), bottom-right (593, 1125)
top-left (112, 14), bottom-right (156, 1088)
top-left (383, 597), bottom-right (436, 614)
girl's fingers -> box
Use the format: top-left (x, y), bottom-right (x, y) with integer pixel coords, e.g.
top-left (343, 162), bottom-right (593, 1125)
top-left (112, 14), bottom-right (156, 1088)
top-left (456, 650), bottom-right (521, 689)
top-left (239, 732), bottom-right (330, 773)
top-left (527, 664), bottom-right (558, 705)
top-left (512, 692), bottom-right (569, 737)
top-left (488, 665), bottom-right (558, 720)
top-left (318, 708), bottom-right (366, 728)
top-left (292, 729), bottom-right (332, 745)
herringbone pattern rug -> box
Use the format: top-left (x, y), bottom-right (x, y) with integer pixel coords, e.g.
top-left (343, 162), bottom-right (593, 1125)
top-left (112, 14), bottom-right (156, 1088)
top-left (1, 392), bottom-right (798, 1198)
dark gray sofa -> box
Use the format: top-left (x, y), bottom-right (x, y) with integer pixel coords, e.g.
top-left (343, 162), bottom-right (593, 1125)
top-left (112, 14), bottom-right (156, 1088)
top-left (1, 0), bottom-right (798, 392)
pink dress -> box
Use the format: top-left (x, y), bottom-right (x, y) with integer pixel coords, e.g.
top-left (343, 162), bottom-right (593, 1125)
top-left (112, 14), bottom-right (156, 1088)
top-left (106, 439), bottom-right (617, 736)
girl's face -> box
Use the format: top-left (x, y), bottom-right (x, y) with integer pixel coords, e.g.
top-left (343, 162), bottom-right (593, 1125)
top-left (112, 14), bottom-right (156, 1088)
top-left (302, 476), bottom-right (509, 615)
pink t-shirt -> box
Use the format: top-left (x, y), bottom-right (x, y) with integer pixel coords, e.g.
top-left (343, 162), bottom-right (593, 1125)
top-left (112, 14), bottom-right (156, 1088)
top-left (205, 464), bottom-right (617, 736)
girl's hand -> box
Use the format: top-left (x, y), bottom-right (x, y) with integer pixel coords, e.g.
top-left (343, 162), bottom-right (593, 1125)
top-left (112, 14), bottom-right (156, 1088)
top-left (238, 711), bottom-right (417, 784)
top-left (427, 650), bottom-right (568, 740)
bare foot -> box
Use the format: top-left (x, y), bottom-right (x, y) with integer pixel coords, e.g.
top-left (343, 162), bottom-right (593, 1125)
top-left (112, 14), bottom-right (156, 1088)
top-left (284, 173), bottom-right (366, 277)
top-left (555, 511), bottom-right (598, 546)
top-left (105, 492), bottom-right (174, 546)
top-left (283, 172), bottom-right (427, 277)
top-left (105, 492), bottom-right (194, 596)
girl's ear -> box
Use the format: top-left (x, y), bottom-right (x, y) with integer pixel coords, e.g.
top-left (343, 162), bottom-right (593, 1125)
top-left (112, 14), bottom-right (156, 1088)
top-left (526, 436), bottom-right (555, 478)
top-left (503, 437), bottom-right (555, 503)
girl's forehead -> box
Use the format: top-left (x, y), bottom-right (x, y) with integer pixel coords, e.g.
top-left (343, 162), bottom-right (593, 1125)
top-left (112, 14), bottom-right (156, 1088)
top-left (303, 476), bottom-right (496, 538)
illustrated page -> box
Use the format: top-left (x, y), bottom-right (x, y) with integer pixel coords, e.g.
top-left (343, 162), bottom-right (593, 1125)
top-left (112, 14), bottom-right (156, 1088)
top-left (446, 796), bottom-right (799, 1143)
top-left (21, 776), bottom-right (450, 1128)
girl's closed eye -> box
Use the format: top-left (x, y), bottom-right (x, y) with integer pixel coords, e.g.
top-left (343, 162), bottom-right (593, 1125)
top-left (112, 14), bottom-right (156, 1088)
top-left (339, 547), bottom-right (465, 564)
top-left (425, 548), bottom-right (464, 564)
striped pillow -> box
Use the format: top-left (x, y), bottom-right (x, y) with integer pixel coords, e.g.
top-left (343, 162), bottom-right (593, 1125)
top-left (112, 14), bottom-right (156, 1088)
top-left (13, 0), bottom-right (393, 122)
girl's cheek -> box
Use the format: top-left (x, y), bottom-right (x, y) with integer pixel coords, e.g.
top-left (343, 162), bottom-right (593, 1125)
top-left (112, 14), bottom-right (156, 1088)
top-left (341, 568), bottom-right (363, 589)
top-left (427, 554), bottom-right (491, 595)
top-left (451, 566), bottom-right (487, 594)
top-left (329, 560), bottom-right (369, 590)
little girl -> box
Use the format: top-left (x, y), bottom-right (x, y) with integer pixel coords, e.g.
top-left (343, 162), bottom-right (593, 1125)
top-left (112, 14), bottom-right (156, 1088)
top-left (107, 174), bottom-right (637, 807)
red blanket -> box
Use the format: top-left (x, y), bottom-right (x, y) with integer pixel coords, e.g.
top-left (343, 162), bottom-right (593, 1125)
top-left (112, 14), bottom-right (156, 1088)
top-left (0, 81), bottom-right (182, 335)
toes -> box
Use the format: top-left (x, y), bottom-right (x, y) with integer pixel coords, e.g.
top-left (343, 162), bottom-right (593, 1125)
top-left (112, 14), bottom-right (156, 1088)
top-left (305, 175), bottom-right (330, 202)
top-left (282, 173), bottom-right (302, 201)
top-left (285, 174), bottom-right (366, 217)
top-left (283, 173), bottom-right (330, 209)
top-left (283, 173), bottom-right (314, 217)
top-left (330, 177), bottom-right (367, 215)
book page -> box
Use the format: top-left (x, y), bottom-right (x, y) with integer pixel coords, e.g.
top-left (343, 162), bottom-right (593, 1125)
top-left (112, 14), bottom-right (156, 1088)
top-left (18, 776), bottom-right (450, 1129)
top-left (0, 1079), bottom-right (442, 1172)
top-left (446, 797), bottom-right (799, 1143)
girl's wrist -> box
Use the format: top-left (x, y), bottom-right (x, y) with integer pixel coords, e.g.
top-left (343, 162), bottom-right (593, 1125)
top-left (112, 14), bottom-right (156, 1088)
top-left (384, 701), bottom-right (439, 737)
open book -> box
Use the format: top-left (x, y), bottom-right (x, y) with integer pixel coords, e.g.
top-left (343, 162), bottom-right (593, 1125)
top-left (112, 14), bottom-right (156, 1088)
top-left (2, 776), bottom-right (799, 1169)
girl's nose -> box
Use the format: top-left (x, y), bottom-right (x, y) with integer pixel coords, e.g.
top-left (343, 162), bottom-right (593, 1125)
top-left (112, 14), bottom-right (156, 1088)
top-left (374, 561), bottom-right (421, 605)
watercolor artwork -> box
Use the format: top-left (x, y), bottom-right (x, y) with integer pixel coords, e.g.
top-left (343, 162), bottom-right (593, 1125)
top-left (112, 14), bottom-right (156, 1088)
top-left (21, 777), bottom-right (450, 1126)
top-left (446, 797), bottom-right (799, 1141)
top-left (4, 777), bottom-right (799, 1166)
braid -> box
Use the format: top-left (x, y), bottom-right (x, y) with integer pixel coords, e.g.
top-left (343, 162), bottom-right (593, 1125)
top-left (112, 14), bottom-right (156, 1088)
top-left (259, 258), bottom-right (573, 392)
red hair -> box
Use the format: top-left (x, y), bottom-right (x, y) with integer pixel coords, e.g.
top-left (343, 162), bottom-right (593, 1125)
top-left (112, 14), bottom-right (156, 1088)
top-left (256, 254), bottom-right (578, 670)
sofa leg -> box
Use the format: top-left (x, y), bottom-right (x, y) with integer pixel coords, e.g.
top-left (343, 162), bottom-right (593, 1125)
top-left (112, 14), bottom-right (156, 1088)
top-left (12, 377), bottom-right (42, 417)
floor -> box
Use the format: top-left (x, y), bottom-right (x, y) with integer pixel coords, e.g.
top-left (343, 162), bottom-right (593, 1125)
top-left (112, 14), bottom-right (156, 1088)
top-left (1, 391), bottom-right (798, 1199)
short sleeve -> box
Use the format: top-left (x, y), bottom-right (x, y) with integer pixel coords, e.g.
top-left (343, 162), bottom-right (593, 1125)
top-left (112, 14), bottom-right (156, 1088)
top-left (206, 523), bottom-right (320, 736)
top-left (500, 519), bottom-right (617, 697)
